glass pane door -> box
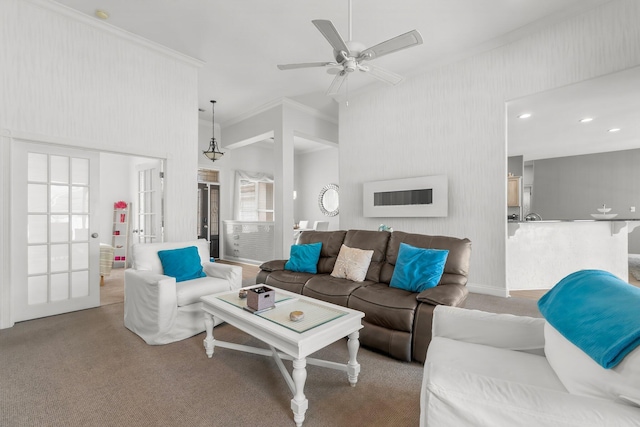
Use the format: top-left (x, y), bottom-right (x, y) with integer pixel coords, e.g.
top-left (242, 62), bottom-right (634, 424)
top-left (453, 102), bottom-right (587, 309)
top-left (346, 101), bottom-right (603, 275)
top-left (136, 161), bottom-right (163, 244)
top-left (12, 142), bottom-right (99, 322)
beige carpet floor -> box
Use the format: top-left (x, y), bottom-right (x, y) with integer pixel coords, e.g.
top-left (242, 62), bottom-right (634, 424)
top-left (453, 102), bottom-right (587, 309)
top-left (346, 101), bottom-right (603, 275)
top-left (2, 262), bottom-right (544, 427)
top-left (1, 302), bottom-right (423, 427)
top-left (100, 267), bottom-right (125, 306)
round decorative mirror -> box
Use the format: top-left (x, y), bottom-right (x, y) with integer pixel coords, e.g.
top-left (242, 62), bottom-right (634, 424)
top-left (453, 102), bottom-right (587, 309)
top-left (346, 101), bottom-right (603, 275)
top-left (318, 184), bottom-right (339, 217)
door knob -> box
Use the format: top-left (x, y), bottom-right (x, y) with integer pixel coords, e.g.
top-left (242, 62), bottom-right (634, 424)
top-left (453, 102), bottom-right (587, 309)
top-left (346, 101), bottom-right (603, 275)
top-left (91, 233), bottom-right (98, 238)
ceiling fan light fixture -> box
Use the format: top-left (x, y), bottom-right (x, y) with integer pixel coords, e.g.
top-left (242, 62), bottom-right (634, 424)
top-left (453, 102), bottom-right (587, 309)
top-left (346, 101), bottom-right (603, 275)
top-left (277, 0), bottom-right (423, 96)
top-left (203, 100), bottom-right (224, 162)
top-left (344, 59), bottom-right (357, 73)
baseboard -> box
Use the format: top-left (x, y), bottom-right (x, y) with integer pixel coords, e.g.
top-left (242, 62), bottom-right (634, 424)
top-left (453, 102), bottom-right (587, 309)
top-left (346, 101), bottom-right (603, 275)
top-left (467, 282), bottom-right (509, 298)
top-left (221, 256), bottom-right (262, 266)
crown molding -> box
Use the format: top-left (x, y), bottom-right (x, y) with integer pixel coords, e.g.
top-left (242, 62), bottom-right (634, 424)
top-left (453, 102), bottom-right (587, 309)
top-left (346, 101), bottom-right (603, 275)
top-left (28, 0), bottom-right (204, 68)
top-left (222, 97), bottom-right (338, 128)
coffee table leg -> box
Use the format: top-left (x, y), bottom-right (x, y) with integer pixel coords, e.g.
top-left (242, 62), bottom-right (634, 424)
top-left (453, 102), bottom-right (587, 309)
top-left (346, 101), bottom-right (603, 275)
top-left (347, 331), bottom-right (361, 387)
top-left (203, 312), bottom-right (215, 358)
top-left (291, 358), bottom-right (308, 427)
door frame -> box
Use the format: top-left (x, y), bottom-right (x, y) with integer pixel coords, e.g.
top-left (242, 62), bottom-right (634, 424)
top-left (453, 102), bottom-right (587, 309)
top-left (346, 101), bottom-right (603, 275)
top-left (0, 130), bottom-right (167, 329)
top-left (0, 130), bottom-right (12, 329)
top-left (11, 139), bottom-right (101, 322)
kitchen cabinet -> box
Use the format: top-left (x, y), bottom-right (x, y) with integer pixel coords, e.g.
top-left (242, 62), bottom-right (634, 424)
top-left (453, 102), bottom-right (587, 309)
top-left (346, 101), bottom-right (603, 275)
top-left (223, 220), bottom-right (274, 263)
top-left (508, 176), bottom-right (521, 207)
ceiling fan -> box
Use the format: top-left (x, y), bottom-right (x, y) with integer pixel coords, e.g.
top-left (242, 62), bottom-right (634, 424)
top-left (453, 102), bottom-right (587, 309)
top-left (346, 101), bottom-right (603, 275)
top-left (277, 0), bottom-right (423, 96)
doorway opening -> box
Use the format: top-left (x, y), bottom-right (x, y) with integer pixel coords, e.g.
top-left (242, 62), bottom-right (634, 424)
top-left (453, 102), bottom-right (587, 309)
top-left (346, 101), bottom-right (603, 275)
top-left (197, 169), bottom-right (220, 259)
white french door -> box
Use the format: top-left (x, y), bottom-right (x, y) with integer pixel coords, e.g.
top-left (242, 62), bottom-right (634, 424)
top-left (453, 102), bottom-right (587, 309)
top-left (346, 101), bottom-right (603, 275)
top-left (11, 141), bottom-right (100, 322)
top-left (135, 161), bottom-right (163, 244)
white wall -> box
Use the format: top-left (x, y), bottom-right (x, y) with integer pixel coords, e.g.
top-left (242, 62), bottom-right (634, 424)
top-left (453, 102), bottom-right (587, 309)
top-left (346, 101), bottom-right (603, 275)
top-left (0, 0), bottom-right (200, 327)
top-left (339, 0), bottom-right (640, 296)
top-left (294, 148), bottom-right (340, 230)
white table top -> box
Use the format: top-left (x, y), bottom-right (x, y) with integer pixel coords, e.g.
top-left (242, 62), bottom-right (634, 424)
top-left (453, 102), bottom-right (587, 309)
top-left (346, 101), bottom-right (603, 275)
top-left (201, 285), bottom-right (364, 359)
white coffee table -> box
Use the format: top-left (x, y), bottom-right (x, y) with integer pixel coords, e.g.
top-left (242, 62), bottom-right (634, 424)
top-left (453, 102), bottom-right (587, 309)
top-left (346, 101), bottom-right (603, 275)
top-left (201, 285), bottom-right (364, 427)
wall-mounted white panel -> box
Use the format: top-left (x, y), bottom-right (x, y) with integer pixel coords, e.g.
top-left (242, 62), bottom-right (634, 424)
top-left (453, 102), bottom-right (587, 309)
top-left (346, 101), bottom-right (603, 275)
top-left (363, 175), bottom-right (447, 218)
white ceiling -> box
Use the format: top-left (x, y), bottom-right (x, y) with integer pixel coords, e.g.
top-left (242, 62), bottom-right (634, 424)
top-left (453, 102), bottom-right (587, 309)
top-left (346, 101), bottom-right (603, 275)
top-left (52, 0), bottom-right (611, 126)
top-left (508, 65), bottom-right (640, 161)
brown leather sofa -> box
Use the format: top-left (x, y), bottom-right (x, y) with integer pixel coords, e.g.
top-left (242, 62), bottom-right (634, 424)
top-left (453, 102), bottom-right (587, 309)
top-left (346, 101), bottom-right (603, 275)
top-left (256, 229), bottom-right (471, 363)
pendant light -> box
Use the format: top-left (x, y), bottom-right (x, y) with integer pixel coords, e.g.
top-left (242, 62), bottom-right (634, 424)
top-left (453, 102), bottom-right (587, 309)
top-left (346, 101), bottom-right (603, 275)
top-left (203, 100), bottom-right (224, 162)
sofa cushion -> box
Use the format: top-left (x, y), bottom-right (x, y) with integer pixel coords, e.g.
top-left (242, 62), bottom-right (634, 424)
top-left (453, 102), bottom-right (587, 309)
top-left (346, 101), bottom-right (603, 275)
top-left (390, 243), bottom-right (448, 292)
top-left (544, 322), bottom-right (640, 407)
top-left (285, 242), bottom-right (322, 273)
top-left (176, 276), bottom-right (231, 307)
top-left (303, 275), bottom-right (372, 306)
top-left (157, 246), bottom-right (206, 282)
top-left (427, 336), bottom-right (566, 391)
top-left (331, 244), bottom-right (374, 282)
top-left (297, 230), bottom-right (347, 274)
top-left (342, 230), bottom-right (391, 282)
top-left (421, 362), bottom-right (640, 427)
top-left (380, 231), bottom-right (471, 286)
top-left (348, 283), bottom-right (418, 332)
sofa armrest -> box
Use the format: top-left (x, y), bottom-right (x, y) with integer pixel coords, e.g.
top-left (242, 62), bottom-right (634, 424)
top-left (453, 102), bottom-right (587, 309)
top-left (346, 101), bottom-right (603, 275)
top-left (123, 269), bottom-right (179, 344)
top-left (203, 262), bottom-right (242, 290)
top-left (417, 284), bottom-right (468, 306)
top-left (431, 305), bottom-right (545, 352)
top-left (259, 259), bottom-right (287, 272)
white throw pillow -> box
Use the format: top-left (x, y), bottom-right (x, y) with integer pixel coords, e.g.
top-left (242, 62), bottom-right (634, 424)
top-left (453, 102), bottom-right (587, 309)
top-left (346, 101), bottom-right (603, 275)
top-left (330, 244), bottom-right (374, 282)
top-left (544, 322), bottom-right (640, 407)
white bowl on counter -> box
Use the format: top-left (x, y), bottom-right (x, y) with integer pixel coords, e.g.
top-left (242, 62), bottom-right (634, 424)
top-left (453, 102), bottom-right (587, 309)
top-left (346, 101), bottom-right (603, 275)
top-left (590, 213), bottom-right (618, 219)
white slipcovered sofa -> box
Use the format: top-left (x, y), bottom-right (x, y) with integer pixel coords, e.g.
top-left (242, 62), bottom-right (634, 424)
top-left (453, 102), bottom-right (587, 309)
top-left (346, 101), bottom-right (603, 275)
top-left (420, 305), bottom-right (640, 426)
top-left (124, 239), bottom-right (242, 345)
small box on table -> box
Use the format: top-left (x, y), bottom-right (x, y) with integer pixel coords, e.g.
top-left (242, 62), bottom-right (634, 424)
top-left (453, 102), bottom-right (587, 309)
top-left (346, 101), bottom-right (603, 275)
top-left (246, 286), bottom-right (275, 312)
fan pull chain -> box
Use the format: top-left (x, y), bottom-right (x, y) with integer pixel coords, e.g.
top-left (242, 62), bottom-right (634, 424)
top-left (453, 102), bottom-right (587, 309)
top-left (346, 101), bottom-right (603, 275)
top-left (346, 76), bottom-right (349, 107)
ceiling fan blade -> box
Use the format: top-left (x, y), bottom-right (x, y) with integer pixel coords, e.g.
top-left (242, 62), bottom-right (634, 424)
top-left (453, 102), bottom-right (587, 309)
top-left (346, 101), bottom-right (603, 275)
top-left (359, 30), bottom-right (423, 61)
top-left (360, 64), bottom-right (404, 85)
top-left (277, 62), bottom-right (337, 70)
top-left (326, 71), bottom-right (348, 96)
top-left (312, 19), bottom-right (350, 55)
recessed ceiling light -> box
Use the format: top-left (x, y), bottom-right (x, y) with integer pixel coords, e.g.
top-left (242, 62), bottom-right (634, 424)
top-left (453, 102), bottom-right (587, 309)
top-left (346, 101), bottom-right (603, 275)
top-left (608, 128), bottom-right (621, 133)
top-left (579, 117), bottom-right (593, 123)
top-left (518, 113), bottom-right (532, 119)
top-left (95, 10), bottom-right (109, 20)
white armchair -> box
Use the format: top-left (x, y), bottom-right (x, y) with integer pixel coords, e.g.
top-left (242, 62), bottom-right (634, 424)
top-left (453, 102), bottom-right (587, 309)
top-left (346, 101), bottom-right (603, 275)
top-left (124, 239), bottom-right (242, 345)
top-left (420, 306), bottom-right (640, 426)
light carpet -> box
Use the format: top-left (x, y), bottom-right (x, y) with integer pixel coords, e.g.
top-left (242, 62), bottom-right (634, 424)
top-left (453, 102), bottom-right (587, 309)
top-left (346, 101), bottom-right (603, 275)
top-left (1, 303), bottom-right (421, 427)
top-left (1, 287), bottom-right (541, 427)
top-left (629, 254), bottom-right (640, 281)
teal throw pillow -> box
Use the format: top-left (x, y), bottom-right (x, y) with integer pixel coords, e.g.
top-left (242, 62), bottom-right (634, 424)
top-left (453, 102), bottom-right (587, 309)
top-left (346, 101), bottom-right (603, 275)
top-left (157, 246), bottom-right (206, 282)
top-left (285, 242), bottom-right (322, 274)
top-left (390, 243), bottom-right (449, 292)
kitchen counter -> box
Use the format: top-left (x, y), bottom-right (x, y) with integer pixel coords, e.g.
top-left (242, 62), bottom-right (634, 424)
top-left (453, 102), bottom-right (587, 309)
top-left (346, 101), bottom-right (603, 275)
top-left (508, 218), bottom-right (640, 223)
top-left (507, 220), bottom-right (640, 291)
